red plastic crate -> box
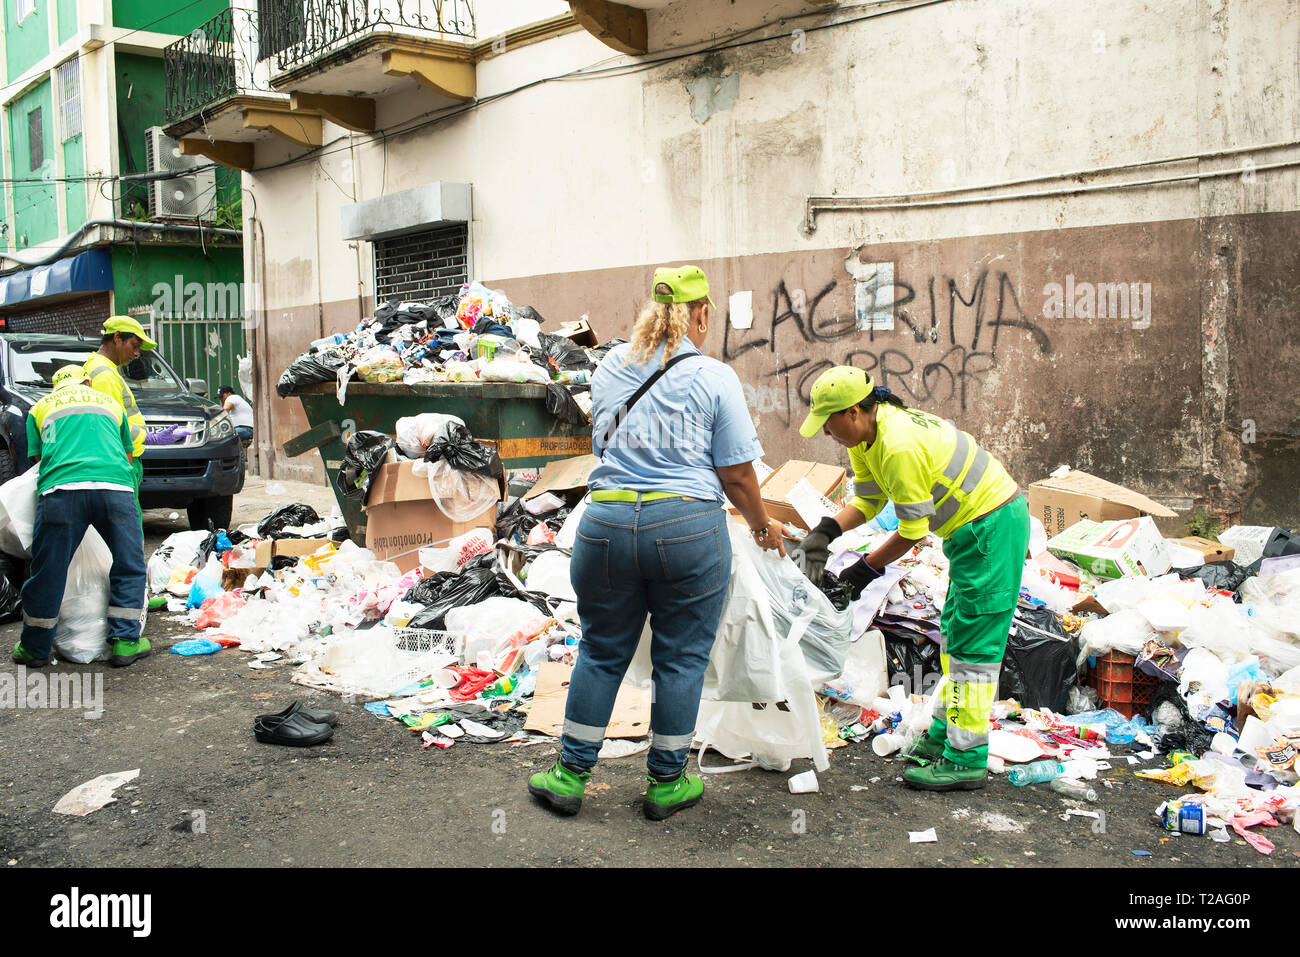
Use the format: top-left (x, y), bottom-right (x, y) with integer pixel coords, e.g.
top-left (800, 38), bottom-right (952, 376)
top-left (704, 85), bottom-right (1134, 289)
top-left (1087, 650), bottom-right (1160, 719)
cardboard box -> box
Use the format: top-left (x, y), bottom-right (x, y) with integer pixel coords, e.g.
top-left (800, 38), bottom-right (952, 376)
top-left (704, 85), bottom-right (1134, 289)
top-left (364, 460), bottom-right (501, 573)
top-left (1166, 536), bottom-right (1235, 567)
top-left (523, 454), bottom-right (599, 500)
top-left (555, 319), bottom-right (598, 347)
top-left (758, 460), bottom-right (847, 531)
top-left (253, 538), bottom-right (335, 567)
top-left (1046, 516), bottom-right (1172, 579)
top-left (1028, 467), bottom-right (1177, 538)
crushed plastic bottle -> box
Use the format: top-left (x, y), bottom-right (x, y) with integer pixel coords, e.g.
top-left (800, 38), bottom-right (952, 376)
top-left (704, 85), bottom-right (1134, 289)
top-left (1008, 759), bottom-right (1065, 786)
top-left (1048, 777), bottom-right (1098, 801)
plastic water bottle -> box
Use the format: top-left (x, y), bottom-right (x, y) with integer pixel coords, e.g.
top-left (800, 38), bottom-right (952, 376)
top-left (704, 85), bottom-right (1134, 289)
top-left (1007, 759), bottom-right (1065, 786)
top-left (1048, 777), bottom-right (1098, 801)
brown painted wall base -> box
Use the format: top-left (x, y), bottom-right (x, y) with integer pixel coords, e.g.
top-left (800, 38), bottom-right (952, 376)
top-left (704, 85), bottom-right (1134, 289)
top-left (261, 212), bottom-right (1300, 527)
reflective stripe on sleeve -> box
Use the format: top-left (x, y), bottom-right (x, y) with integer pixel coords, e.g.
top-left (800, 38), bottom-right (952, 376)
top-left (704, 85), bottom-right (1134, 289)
top-left (895, 500), bottom-right (936, 520)
top-left (855, 479), bottom-right (882, 497)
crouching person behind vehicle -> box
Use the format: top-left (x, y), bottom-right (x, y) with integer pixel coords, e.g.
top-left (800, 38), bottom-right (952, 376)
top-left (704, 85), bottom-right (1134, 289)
top-left (11, 365), bottom-right (150, 668)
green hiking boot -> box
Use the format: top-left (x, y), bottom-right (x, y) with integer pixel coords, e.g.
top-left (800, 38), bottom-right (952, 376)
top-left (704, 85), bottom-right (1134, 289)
top-left (109, 636), bottom-right (152, 668)
top-left (11, 642), bottom-right (51, 667)
top-left (903, 758), bottom-right (988, 792)
top-left (528, 760), bottom-right (590, 816)
top-left (906, 732), bottom-right (947, 763)
top-left (643, 769), bottom-right (704, 821)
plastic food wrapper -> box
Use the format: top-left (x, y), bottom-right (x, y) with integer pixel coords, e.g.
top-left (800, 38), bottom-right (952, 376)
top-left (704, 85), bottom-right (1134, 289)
top-left (186, 574), bottom-right (223, 610)
top-left (355, 345), bottom-right (404, 383)
top-left (336, 431), bottom-right (395, 503)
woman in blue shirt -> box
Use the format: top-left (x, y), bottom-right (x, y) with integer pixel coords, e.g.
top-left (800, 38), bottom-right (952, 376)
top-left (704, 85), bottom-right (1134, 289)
top-left (528, 265), bottom-right (784, 821)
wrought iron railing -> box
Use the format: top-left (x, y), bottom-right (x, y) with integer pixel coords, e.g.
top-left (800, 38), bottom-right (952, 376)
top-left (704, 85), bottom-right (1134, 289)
top-left (164, 7), bottom-right (271, 123)
top-left (261, 0), bottom-right (476, 72)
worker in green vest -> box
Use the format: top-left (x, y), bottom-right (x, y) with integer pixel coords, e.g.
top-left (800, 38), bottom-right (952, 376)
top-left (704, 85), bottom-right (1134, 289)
top-left (792, 367), bottom-right (1030, 791)
top-left (83, 316), bottom-right (154, 498)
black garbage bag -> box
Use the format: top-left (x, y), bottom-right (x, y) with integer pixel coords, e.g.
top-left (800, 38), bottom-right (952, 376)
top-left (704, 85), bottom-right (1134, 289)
top-left (817, 572), bottom-right (854, 611)
top-left (1173, 561), bottom-right (1252, 598)
top-left (543, 507), bottom-right (571, 533)
top-left (882, 630), bottom-right (942, 696)
top-left (998, 602), bottom-right (1079, 712)
top-left (536, 333), bottom-right (594, 373)
top-left (270, 554), bottom-right (302, 572)
top-left (496, 499), bottom-right (539, 543)
top-left (406, 567), bottom-right (500, 630)
top-left (336, 431), bottom-right (395, 503)
top-left (587, 338), bottom-right (628, 365)
top-left (425, 424), bottom-right (504, 483)
top-left (1149, 681), bottom-right (1217, 755)
top-left (277, 349), bottom-right (349, 397)
top-left (545, 382), bottom-right (587, 425)
top-left (257, 503), bottom-right (322, 539)
top-left (373, 299), bottom-right (401, 323)
top-left (513, 305), bottom-right (546, 327)
top-left (430, 295), bottom-right (460, 325)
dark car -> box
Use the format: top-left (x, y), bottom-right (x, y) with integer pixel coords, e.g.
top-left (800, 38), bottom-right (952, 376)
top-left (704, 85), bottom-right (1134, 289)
top-left (0, 333), bottom-right (245, 529)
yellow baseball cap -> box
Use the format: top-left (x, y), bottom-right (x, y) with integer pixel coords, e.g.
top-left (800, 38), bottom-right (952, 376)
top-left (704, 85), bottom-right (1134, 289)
top-left (52, 364), bottom-right (88, 390)
top-left (799, 366), bottom-right (874, 437)
top-left (102, 315), bottom-right (157, 351)
top-left (651, 265), bottom-right (715, 309)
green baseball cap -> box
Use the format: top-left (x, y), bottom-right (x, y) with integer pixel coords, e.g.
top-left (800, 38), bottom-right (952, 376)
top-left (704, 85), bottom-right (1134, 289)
top-left (651, 265), bottom-right (715, 309)
top-left (102, 315), bottom-right (157, 350)
top-left (799, 366), bottom-right (874, 437)
top-left (52, 364), bottom-right (88, 390)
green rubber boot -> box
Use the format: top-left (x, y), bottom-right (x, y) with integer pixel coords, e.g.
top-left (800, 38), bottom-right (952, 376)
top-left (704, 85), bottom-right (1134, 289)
top-left (907, 732), bottom-right (947, 763)
top-left (11, 642), bottom-right (51, 667)
top-left (109, 636), bottom-right (152, 668)
top-left (643, 770), bottom-right (704, 821)
top-left (528, 761), bottom-right (590, 816)
top-left (903, 758), bottom-right (988, 792)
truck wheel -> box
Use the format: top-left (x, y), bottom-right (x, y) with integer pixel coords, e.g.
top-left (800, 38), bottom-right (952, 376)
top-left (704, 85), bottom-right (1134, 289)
top-left (0, 446), bottom-right (16, 486)
top-left (187, 495), bottom-right (233, 532)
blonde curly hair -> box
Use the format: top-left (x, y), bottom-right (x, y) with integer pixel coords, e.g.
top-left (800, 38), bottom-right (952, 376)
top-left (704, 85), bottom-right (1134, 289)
top-left (628, 283), bottom-right (706, 367)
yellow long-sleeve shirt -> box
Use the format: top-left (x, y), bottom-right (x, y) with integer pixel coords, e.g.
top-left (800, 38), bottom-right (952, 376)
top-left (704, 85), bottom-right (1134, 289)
top-left (84, 353), bottom-right (146, 457)
top-left (848, 404), bottom-right (1017, 540)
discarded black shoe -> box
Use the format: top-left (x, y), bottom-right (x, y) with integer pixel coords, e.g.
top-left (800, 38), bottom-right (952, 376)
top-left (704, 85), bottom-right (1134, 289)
top-left (253, 701), bottom-right (334, 747)
top-left (256, 700), bottom-right (338, 728)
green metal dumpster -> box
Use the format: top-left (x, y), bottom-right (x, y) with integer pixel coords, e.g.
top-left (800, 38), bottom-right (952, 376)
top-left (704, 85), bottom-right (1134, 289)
top-left (285, 381), bottom-right (592, 539)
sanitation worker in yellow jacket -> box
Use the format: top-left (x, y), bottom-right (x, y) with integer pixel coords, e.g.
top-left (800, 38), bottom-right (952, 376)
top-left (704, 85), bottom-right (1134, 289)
top-left (83, 315), bottom-right (155, 496)
top-left (791, 367), bottom-right (1030, 792)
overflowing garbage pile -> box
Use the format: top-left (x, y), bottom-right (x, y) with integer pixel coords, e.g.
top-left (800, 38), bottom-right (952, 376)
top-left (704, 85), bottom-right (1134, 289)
top-left (149, 452), bottom-right (1300, 851)
top-left (276, 279), bottom-right (625, 427)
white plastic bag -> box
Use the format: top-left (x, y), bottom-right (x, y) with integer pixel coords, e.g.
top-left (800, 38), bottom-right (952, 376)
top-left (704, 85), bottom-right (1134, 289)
top-left (706, 527), bottom-right (784, 703)
top-left (0, 467), bottom-right (38, 559)
top-left (480, 358), bottom-right (550, 385)
top-left (525, 551), bottom-right (576, 601)
top-left (747, 544), bottom-right (852, 684)
top-left (53, 529), bottom-right (113, 664)
top-left (395, 413), bottom-right (464, 459)
top-left (444, 597), bottom-right (550, 668)
top-left (146, 529), bottom-right (209, 594)
top-left (418, 527), bottom-right (496, 574)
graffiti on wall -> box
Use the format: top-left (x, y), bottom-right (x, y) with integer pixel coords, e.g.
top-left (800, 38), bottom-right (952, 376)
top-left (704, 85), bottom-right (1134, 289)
top-left (731, 262), bottom-right (1053, 426)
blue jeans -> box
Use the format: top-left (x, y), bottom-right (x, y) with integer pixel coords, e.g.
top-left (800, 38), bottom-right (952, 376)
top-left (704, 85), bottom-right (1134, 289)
top-left (562, 497), bottom-right (732, 778)
top-left (235, 426), bottom-right (253, 442)
top-left (20, 487), bottom-right (148, 659)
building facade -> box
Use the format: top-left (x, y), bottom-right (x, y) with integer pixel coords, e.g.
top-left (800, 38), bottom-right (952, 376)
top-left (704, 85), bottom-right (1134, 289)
top-left (166, 0), bottom-right (1300, 526)
top-left (0, 0), bottom-right (245, 394)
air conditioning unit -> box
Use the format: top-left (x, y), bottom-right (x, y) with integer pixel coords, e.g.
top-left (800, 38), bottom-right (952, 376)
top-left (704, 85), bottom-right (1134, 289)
top-left (144, 126), bottom-right (217, 221)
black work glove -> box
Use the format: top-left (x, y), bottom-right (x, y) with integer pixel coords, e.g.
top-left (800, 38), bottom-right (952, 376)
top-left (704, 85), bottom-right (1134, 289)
top-left (836, 556), bottom-right (883, 600)
top-left (790, 516), bottom-right (841, 583)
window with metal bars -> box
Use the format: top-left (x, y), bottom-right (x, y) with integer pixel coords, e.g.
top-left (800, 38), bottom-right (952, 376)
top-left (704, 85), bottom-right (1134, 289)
top-left (373, 224), bottom-right (468, 304)
top-left (57, 59), bottom-right (81, 140)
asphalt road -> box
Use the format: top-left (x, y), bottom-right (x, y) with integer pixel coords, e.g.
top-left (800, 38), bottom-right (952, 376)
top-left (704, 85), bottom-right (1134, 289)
top-left (0, 478), bottom-right (1296, 868)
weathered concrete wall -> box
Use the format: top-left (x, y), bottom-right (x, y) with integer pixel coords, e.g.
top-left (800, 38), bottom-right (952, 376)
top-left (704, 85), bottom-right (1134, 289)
top-left (247, 0), bottom-right (1300, 523)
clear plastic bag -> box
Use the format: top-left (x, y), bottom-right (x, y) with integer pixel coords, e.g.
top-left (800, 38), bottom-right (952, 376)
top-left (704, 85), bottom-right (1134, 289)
top-left (53, 529), bottom-right (113, 664)
top-left (423, 459), bottom-right (499, 523)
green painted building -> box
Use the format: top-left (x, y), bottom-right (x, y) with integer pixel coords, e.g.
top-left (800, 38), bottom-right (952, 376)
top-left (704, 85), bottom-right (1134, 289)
top-left (0, 0), bottom-right (246, 396)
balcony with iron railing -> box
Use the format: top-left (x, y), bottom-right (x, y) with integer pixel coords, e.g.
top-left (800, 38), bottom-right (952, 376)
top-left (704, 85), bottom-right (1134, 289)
top-left (163, 5), bottom-right (319, 171)
top-left (262, 0), bottom-right (475, 72)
